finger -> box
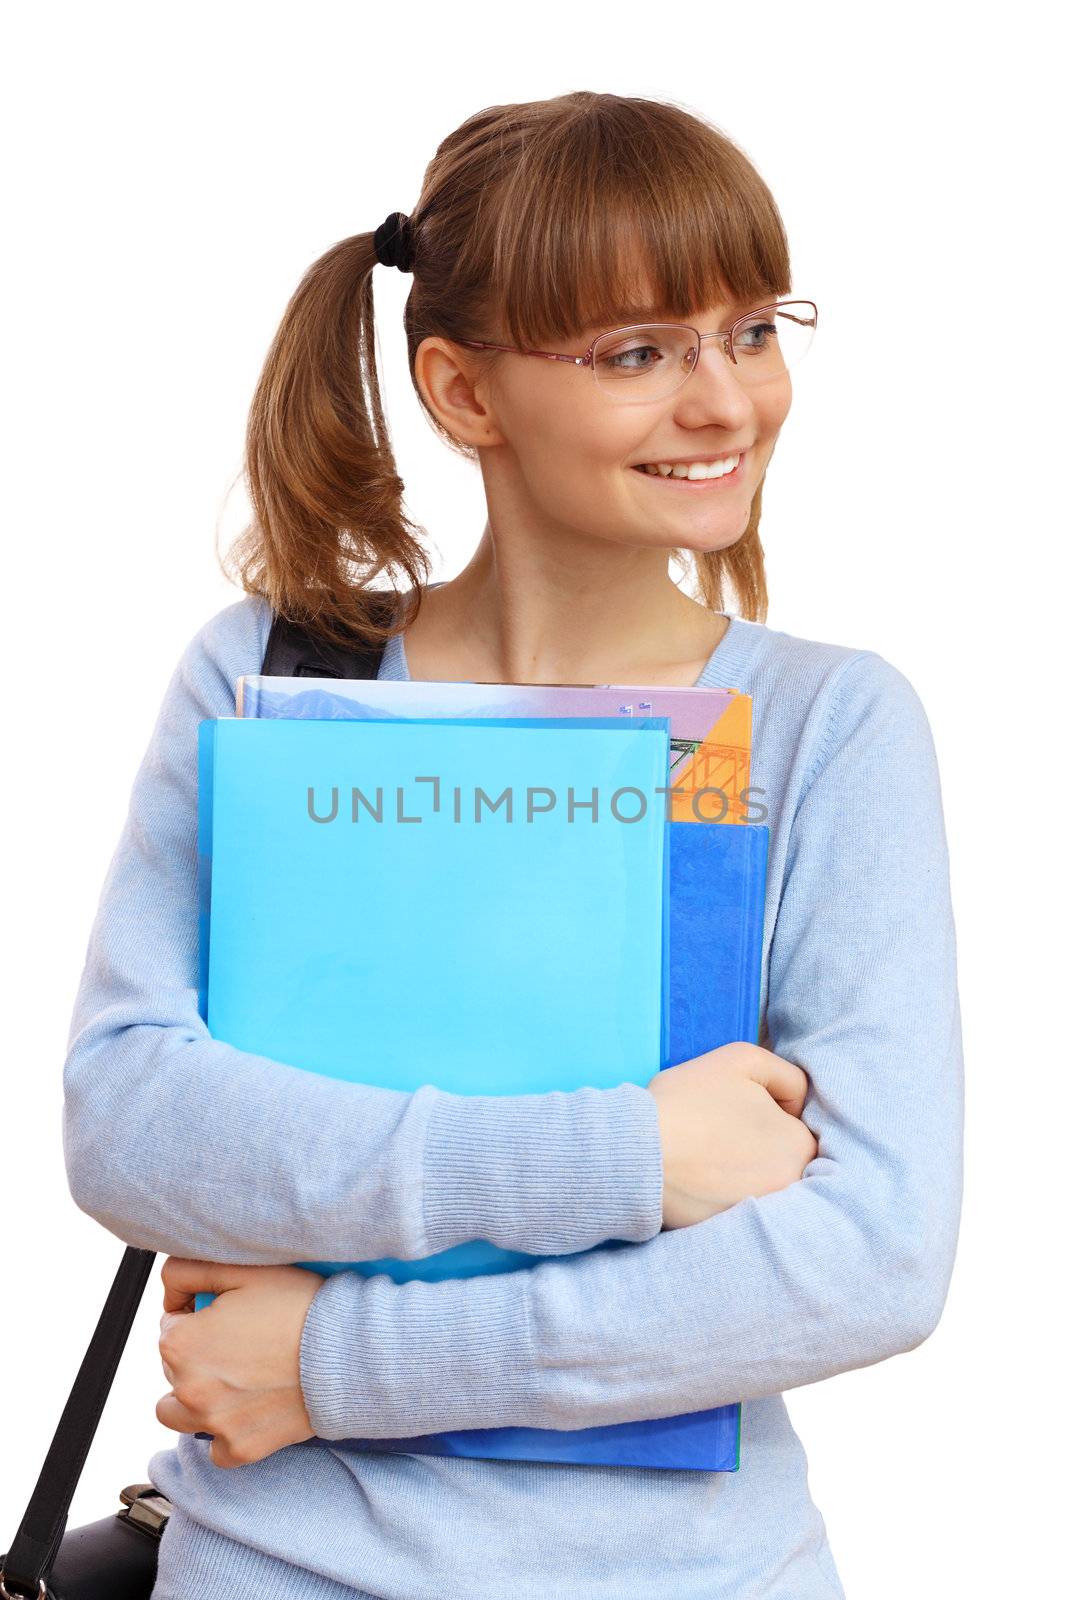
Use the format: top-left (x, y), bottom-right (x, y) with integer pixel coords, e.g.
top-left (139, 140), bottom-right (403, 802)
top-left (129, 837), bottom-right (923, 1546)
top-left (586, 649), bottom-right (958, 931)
top-left (160, 1256), bottom-right (249, 1301)
top-left (752, 1051), bottom-right (810, 1117)
top-left (161, 1287), bottom-right (196, 1314)
top-left (155, 1391), bottom-right (201, 1436)
top-left (159, 1309), bottom-right (191, 1344)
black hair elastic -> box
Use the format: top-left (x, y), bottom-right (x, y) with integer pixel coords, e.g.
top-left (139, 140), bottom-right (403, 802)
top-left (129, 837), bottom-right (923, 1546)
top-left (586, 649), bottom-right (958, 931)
top-left (373, 211), bottom-right (416, 273)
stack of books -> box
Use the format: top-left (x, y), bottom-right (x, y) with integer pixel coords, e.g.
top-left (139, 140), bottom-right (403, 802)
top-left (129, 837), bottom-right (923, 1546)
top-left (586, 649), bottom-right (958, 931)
top-left (195, 670), bottom-right (768, 1472)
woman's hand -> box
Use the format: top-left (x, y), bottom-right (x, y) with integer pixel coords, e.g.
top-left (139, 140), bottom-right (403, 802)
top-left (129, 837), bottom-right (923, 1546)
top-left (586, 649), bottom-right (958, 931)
top-left (646, 1041), bottom-right (818, 1230)
top-left (155, 1257), bottom-right (325, 1469)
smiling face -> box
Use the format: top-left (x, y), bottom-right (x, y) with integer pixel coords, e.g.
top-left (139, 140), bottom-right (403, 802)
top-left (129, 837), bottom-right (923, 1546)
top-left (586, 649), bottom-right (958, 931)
top-left (448, 291), bottom-right (793, 562)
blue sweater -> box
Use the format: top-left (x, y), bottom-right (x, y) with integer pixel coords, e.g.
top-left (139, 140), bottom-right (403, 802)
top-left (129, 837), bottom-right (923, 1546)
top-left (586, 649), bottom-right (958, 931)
top-left (63, 594), bottom-right (964, 1600)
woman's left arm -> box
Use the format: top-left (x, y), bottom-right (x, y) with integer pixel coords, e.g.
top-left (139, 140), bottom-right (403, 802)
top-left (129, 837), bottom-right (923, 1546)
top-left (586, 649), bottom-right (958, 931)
top-left (161, 652), bottom-right (965, 1453)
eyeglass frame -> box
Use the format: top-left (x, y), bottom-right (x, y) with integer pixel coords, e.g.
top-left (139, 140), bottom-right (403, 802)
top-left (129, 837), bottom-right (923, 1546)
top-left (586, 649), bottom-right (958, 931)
top-left (451, 299), bottom-right (818, 400)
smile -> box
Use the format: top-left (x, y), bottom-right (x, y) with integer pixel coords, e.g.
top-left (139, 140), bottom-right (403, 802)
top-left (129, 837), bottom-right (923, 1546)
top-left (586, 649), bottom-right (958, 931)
top-left (632, 451), bottom-right (745, 487)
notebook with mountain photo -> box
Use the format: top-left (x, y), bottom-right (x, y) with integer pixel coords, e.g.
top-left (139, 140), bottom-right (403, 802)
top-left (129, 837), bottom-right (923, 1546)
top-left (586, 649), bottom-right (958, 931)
top-left (236, 672), bottom-right (753, 825)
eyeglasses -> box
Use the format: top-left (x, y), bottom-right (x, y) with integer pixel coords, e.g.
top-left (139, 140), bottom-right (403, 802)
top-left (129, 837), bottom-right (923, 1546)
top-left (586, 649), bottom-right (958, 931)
top-left (454, 300), bottom-right (818, 404)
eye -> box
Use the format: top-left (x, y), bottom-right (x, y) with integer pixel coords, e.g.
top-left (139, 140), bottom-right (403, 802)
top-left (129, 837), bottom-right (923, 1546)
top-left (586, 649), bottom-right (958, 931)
top-left (734, 320), bottom-right (779, 353)
top-left (595, 334), bottom-right (671, 376)
top-left (602, 342), bottom-right (665, 371)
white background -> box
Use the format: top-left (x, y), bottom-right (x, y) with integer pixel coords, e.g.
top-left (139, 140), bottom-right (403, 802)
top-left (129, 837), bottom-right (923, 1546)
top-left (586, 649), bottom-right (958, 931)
top-left (2, 4), bottom-right (1062, 1595)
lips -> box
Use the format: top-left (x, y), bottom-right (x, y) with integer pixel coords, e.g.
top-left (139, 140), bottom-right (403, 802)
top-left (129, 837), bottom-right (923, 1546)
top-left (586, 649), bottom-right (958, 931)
top-left (631, 450), bottom-right (747, 486)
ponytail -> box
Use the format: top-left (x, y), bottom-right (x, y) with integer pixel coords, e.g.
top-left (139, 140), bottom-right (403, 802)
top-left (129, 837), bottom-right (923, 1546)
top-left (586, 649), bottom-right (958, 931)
top-left (221, 231), bottom-right (431, 650)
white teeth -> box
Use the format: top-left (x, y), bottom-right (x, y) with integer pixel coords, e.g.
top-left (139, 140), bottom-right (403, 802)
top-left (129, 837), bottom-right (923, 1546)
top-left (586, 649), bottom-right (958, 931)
top-left (640, 454), bottom-right (741, 480)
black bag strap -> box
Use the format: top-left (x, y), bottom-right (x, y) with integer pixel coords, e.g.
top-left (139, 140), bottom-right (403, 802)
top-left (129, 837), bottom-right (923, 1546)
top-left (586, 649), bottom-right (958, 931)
top-left (1, 1246), bottom-right (156, 1598)
top-left (262, 584), bottom-right (436, 680)
top-left (3, 583), bottom-right (436, 1596)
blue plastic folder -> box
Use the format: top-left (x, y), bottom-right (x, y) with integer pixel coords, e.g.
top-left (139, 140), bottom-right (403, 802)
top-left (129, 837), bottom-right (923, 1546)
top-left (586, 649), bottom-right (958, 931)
top-left (196, 715), bottom-right (766, 1470)
top-left (197, 714), bottom-right (670, 1284)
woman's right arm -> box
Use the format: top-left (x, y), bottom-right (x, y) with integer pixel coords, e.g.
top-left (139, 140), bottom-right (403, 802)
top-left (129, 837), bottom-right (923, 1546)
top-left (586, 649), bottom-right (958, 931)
top-left (62, 596), bottom-right (665, 1264)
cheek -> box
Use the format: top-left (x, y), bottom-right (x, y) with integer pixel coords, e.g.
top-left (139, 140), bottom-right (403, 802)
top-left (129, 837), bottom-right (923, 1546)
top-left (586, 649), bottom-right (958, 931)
top-left (500, 355), bottom-right (652, 468)
top-left (516, 397), bottom-right (639, 479)
top-left (755, 378), bottom-right (792, 437)
top-left (517, 427), bottom-right (637, 528)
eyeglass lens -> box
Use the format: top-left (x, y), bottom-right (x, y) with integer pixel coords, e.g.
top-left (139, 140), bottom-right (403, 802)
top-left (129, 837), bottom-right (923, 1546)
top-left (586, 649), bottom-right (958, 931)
top-left (591, 302), bottom-right (817, 401)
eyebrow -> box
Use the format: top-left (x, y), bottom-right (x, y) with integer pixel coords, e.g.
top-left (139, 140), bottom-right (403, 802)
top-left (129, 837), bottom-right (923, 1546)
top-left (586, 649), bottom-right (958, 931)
top-left (597, 295), bottom-right (776, 329)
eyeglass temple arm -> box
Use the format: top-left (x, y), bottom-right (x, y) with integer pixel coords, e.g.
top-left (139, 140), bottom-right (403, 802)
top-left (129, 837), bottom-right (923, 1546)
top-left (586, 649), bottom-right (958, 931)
top-left (456, 338), bottom-right (586, 366)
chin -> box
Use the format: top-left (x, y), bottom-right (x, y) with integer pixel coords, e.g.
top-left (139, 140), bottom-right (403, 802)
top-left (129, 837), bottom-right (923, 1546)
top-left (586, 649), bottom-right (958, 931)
top-left (683, 513), bottom-right (753, 552)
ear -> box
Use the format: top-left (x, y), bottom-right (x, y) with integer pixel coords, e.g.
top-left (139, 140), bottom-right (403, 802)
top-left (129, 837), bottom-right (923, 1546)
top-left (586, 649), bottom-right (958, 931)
top-left (414, 336), bottom-right (505, 449)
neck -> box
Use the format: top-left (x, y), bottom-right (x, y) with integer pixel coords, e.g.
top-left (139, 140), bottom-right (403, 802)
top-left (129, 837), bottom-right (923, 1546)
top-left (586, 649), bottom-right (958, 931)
top-left (402, 529), bottom-right (727, 687)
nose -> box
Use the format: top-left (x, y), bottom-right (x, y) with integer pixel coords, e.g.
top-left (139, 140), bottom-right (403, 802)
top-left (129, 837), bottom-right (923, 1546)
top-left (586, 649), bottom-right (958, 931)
top-left (674, 339), bottom-right (754, 427)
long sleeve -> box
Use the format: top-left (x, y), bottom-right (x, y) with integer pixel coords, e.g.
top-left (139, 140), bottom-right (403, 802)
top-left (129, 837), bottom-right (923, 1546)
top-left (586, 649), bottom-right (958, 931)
top-left (61, 596), bottom-right (664, 1263)
top-left (298, 650), bottom-right (965, 1440)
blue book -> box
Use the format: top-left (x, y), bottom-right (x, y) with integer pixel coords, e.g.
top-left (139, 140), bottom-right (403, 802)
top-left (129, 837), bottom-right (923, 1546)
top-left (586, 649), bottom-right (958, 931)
top-left (342, 821), bottom-right (768, 1473)
top-left (197, 715), bottom-right (766, 1470)
top-left (667, 819), bottom-right (768, 1066)
top-left (197, 718), bottom-right (672, 1142)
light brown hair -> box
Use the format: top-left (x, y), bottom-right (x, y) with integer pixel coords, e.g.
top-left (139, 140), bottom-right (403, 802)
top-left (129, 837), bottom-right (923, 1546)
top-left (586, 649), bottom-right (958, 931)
top-left (222, 91), bottom-right (792, 649)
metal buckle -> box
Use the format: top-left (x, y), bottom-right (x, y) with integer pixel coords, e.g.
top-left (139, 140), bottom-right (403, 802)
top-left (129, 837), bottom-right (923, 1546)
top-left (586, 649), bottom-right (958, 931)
top-left (118, 1482), bottom-right (173, 1538)
top-left (0, 1571), bottom-right (47, 1598)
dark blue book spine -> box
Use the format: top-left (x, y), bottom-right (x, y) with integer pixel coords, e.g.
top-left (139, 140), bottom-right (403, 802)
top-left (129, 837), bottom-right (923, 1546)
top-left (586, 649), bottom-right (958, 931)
top-left (668, 821), bottom-right (769, 1066)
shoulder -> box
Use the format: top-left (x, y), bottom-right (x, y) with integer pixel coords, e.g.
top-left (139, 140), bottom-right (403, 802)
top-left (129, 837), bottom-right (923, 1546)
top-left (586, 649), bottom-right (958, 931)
top-left (731, 615), bottom-right (929, 721)
top-left (182, 591), bottom-right (273, 669)
top-left (724, 616), bottom-right (938, 802)
top-left (171, 593), bottom-right (274, 709)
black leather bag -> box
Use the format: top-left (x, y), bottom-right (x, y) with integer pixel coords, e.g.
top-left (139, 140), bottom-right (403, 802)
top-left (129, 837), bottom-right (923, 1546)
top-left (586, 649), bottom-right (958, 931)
top-left (1, 597), bottom-right (400, 1599)
top-left (0, 1246), bottom-right (170, 1600)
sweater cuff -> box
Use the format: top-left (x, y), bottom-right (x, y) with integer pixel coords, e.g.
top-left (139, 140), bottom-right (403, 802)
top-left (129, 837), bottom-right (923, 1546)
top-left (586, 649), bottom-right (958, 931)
top-left (299, 1264), bottom-right (537, 1440)
top-left (420, 1082), bottom-right (663, 1257)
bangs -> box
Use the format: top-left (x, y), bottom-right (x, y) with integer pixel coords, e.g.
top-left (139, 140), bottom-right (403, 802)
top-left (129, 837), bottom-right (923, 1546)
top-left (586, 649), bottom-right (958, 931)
top-left (487, 96), bottom-right (792, 348)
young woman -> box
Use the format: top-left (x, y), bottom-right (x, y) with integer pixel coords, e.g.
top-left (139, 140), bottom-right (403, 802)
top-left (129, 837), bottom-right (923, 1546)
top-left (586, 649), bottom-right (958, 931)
top-left (63, 91), bottom-right (964, 1599)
